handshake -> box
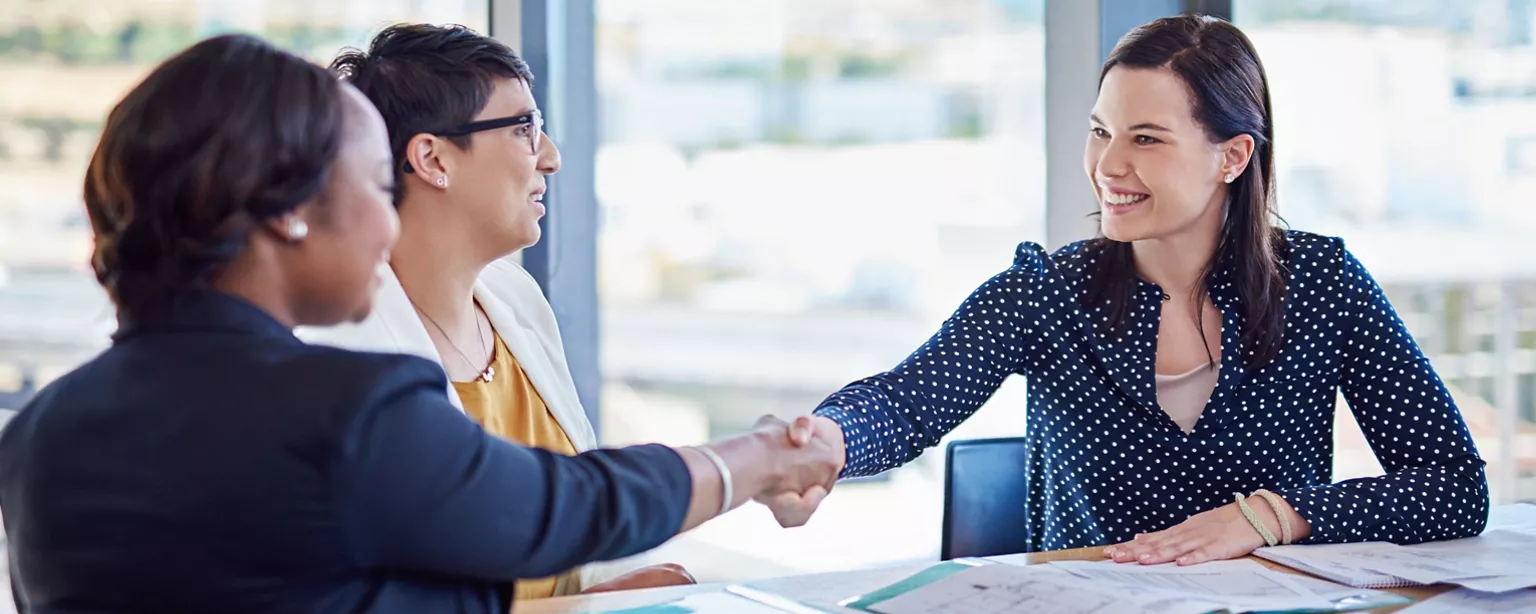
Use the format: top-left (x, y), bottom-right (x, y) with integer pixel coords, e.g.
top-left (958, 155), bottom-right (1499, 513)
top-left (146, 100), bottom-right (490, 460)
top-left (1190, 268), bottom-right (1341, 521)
top-left (694, 414), bottom-right (847, 528)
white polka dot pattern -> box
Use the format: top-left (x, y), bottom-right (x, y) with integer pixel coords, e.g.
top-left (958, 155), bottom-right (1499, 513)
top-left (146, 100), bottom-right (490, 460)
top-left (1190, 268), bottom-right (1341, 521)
top-left (814, 231), bottom-right (1489, 551)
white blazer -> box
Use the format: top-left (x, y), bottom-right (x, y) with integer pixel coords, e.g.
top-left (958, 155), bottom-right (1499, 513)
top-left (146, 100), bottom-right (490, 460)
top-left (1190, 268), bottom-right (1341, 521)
top-left (302, 259), bottom-right (596, 452)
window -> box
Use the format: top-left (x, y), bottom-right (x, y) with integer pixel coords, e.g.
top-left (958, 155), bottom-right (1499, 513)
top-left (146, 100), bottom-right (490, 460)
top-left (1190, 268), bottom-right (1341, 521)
top-left (594, 0), bottom-right (1046, 581)
top-left (1235, 0), bottom-right (1536, 503)
top-left (0, 2), bottom-right (488, 608)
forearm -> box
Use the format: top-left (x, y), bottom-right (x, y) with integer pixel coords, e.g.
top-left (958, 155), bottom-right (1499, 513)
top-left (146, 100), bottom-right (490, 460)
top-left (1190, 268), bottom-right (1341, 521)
top-left (815, 377), bottom-right (955, 477)
top-left (676, 424), bottom-right (841, 532)
top-left (1275, 458), bottom-right (1488, 544)
top-left (675, 432), bottom-right (782, 532)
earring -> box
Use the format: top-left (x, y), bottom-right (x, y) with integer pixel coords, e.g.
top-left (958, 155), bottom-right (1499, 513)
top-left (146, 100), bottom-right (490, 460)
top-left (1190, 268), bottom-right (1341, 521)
top-left (1223, 172), bottom-right (1236, 184)
top-left (435, 176), bottom-right (447, 187)
top-left (285, 217), bottom-right (308, 241)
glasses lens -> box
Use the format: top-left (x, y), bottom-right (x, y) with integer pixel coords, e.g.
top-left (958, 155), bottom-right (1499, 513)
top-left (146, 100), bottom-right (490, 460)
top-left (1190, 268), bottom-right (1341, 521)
top-left (529, 114), bottom-right (542, 156)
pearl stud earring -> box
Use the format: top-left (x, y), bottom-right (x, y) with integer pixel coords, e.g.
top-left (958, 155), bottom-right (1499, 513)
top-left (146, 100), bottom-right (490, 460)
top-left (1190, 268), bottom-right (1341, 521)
top-left (285, 217), bottom-right (308, 241)
top-left (1223, 172), bottom-right (1235, 184)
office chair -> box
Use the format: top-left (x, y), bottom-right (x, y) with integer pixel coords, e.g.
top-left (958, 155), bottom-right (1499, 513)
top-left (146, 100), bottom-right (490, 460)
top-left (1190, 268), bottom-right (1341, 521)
top-left (940, 437), bottom-right (1032, 561)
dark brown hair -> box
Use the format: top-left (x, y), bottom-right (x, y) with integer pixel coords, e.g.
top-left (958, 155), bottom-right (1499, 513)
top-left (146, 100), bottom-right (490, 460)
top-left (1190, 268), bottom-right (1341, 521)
top-left (329, 24), bottom-right (534, 206)
top-left (86, 33), bottom-right (346, 323)
top-left (1081, 14), bottom-right (1289, 368)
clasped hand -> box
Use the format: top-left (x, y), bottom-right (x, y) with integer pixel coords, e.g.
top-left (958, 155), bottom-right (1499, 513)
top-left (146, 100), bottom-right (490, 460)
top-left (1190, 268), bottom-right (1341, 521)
top-left (749, 414), bottom-right (845, 528)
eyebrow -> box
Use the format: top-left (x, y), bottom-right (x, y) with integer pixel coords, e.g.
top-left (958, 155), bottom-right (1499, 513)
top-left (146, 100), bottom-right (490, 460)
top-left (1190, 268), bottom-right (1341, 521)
top-left (1089, 114), bottom-right (1174, 133)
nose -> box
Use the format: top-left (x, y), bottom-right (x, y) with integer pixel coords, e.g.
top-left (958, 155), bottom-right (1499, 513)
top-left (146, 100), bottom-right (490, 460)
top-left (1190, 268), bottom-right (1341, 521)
top-left (537, 131), bottom-right (561, 175)
top-left (1093, 137), bottom-right (1132, 183)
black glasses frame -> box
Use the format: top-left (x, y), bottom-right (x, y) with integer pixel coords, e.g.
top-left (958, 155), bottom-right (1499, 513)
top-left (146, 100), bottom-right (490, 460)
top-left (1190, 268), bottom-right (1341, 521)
top-left (403, 110), bottom-right (544, 174)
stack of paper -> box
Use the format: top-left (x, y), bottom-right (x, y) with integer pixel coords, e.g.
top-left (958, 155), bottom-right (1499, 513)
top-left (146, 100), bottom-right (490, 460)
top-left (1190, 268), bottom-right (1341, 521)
top-left (1255, 528), bottom-right (1536, 593)
top-left (824, 559), bottom-right (1406, 614)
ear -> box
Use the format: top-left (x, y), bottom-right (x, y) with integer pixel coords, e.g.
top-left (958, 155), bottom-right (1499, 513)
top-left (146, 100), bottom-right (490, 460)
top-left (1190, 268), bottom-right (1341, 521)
top-left (1219, 134), bottom-right (1256, 181)
top-left (403, 132), bottom-right (453, 189)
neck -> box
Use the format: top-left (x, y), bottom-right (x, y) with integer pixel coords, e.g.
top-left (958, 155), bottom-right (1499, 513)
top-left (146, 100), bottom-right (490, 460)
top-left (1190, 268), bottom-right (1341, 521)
top-left (390, 199), bottom-right (488, 329)
top-left (213, 246), bottom-right (299, 329)
top-left (1131, 207), bottom-right (1223, 299)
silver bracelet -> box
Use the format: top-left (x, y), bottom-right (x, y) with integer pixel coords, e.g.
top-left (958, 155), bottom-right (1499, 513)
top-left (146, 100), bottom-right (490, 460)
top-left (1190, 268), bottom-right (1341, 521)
top-left (695, 446), bottom-right (733, 516)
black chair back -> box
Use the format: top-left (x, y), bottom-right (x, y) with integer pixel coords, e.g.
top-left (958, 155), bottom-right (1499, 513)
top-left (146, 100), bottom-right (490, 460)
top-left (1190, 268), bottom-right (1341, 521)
top-left (941, 437), bottom-right (1031, 560)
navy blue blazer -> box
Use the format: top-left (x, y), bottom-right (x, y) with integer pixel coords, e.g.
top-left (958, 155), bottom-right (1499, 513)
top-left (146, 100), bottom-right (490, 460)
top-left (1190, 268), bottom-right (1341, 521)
top-left (817, 232), bottom-right (1488, 551)
top-left (0, 291), bottom-right (691, 613)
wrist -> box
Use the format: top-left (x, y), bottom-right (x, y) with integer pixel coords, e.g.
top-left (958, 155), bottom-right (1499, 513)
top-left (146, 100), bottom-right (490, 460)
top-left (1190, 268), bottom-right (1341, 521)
top-left (812, 415), bottom-right (848, 471)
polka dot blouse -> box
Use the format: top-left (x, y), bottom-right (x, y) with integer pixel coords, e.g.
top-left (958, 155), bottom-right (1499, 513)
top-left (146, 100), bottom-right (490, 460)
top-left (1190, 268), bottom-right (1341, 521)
top-left (815, 231), bottom-right (1489, 551)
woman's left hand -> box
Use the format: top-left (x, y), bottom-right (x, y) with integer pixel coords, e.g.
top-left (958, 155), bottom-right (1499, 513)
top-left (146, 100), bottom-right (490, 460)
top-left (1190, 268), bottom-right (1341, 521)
top-left (1103, 502), bottom-right (1269, 566)
top-left (580, 563), bottom-right (697, 594)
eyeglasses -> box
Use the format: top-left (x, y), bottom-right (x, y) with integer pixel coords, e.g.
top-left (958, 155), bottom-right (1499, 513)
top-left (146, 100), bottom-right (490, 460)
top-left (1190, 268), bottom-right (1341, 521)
top-left (403, 110), bottom-right (544, 174)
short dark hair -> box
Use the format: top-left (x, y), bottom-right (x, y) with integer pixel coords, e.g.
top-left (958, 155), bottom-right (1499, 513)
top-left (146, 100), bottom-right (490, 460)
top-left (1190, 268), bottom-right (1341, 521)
top-left (1084, 14), bottom-right (1288, 368)
top-left (86, 33), bottom-right (345, 324)
top-left (330, 24), bottom-right (534, 206)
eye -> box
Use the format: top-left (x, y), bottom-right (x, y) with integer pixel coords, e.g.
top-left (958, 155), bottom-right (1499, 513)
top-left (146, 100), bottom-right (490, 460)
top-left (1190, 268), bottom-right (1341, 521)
top-left (1091, 127), bottom-right (1110, 139)
top-left (1134, 134), bottom-right (1161, 145)
top-left (513, 124), bottom-right (533, 138)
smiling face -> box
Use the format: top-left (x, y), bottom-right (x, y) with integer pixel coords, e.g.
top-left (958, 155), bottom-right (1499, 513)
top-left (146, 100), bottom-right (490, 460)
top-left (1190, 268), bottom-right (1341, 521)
top-left (1084, 65), bottom-right (1250, 243)
top-left (288, 85), bottom-right (400, 325)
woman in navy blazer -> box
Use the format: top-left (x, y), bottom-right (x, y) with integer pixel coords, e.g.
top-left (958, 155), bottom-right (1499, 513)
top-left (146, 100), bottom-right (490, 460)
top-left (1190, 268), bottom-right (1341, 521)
top-left (779, 15), bottom-right (1489, 564)
top-left (0, 35), bottom-right (840, 613)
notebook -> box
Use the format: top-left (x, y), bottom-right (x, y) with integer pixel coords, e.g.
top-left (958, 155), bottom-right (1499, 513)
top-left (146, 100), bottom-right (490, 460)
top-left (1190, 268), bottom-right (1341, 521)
top-left (1253, 543), bottom-right (1420, 589)
top-left (1254, 526), bottom-right (1536, 593)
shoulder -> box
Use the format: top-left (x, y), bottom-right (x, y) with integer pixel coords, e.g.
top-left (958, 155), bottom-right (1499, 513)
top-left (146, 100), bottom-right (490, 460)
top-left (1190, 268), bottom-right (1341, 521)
top-left (1283, 229), bottom-right (1349, 268)
top-left (1281, 229), bottom-right (1376, 286)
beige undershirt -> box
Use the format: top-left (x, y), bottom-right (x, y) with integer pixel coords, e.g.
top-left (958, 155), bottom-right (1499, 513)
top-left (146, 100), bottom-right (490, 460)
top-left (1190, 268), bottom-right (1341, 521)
top-left (1155, 362), bottom-right (1220, 434)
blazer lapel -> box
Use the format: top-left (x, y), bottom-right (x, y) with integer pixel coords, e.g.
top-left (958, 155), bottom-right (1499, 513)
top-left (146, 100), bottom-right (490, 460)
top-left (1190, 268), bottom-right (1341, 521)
top-left (475, 282), bottom-right (597, 451)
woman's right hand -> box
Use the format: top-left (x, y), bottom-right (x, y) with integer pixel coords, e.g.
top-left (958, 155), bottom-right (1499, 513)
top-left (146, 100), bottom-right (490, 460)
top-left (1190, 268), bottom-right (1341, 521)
top-left (751, 414), bottom-right (846, 527)
top-left (675, 415), bottom-right (845, 532)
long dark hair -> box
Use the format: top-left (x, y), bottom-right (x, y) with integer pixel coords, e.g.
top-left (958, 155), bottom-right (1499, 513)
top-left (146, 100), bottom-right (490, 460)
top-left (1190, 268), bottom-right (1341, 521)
top-left (85, 34), bottom-right (345, 323)
top-left (1080, 14), bottom-right (1289, 369)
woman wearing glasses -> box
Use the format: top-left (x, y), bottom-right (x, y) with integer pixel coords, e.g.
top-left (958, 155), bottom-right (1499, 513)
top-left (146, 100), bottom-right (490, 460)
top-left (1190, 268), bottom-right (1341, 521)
top-left (309, 24), bottom-right (693, 597)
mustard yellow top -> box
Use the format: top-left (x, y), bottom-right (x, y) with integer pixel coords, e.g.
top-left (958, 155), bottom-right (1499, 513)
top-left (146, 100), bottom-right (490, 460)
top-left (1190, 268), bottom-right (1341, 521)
top-left (452, 333), bottom-right (581, 601)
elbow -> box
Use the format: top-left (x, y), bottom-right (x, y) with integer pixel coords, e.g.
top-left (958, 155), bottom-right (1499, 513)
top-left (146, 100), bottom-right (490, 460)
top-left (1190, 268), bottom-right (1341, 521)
top-left (1445, 456), bottom-right (1491, 540)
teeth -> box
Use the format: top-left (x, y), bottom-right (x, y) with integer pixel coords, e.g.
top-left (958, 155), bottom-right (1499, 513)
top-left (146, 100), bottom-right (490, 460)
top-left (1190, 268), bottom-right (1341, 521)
top-left (532, 193), bottom-right (544, 201)
top-left (1103, 192), bottom-right (1149, 206)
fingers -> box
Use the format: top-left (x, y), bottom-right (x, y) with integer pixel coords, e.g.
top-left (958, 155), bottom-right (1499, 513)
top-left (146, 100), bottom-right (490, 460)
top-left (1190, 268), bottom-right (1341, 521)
top-left (786, 415), bottom-right (815, 447)
top-left (753, 414), bottom-right (787, 431)
top-left (763, 485), bottom-right (828, 528)
top-left (1107, 529), bottom-right (1207, 565)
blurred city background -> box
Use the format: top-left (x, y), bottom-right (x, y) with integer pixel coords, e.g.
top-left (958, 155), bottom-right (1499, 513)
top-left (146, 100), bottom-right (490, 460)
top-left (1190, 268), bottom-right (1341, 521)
top-left (1, 0), bottom-right (1534, 601)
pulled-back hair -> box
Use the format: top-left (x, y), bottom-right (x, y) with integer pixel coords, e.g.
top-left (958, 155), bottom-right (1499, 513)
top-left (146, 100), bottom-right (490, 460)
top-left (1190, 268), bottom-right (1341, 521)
top-left (86, 33), bottom-right (345, 323)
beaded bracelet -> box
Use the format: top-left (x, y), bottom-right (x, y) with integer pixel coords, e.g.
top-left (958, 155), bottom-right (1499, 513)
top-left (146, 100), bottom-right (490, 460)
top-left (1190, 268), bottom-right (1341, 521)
top-left (1234, 492), bottom-right (1277, 547)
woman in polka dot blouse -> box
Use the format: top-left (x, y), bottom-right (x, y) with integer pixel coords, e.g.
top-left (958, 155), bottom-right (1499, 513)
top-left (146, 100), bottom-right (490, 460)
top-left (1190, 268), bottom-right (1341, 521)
top-left (770, 15), bottom-right (1489, 564)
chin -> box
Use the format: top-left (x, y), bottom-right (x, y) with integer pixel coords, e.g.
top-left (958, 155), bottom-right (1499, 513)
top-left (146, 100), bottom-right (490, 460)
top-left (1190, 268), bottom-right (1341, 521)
top-left (343, 296), bottom-right (375, 324)
top-left (1101, 220), bottom-right (1146, 243)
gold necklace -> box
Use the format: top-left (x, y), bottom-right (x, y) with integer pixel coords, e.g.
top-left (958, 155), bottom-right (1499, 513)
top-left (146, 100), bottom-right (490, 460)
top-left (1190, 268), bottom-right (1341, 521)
top-left (410, 299), bottom-right (495, 383)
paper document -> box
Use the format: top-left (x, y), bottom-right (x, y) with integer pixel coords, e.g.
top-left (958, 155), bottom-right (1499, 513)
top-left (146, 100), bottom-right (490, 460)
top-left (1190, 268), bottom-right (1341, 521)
top-left (1487, 503), bottom-right (1536, 532)
top-left (1281, 574), bottom-right (1413, 611)
top-left (1047, 559), bottom-right (1336, 612)
top-left (1399, 587), bottom-right (1536, 613)
top-left (1396, 529), bottom-right (1536, 591)
top-left (594, 591), bottom-right (817, 614)
top-left (851, 564), bottom-right (1214, 614)
top-left (1256, 527), bottom-right (1536, 592)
